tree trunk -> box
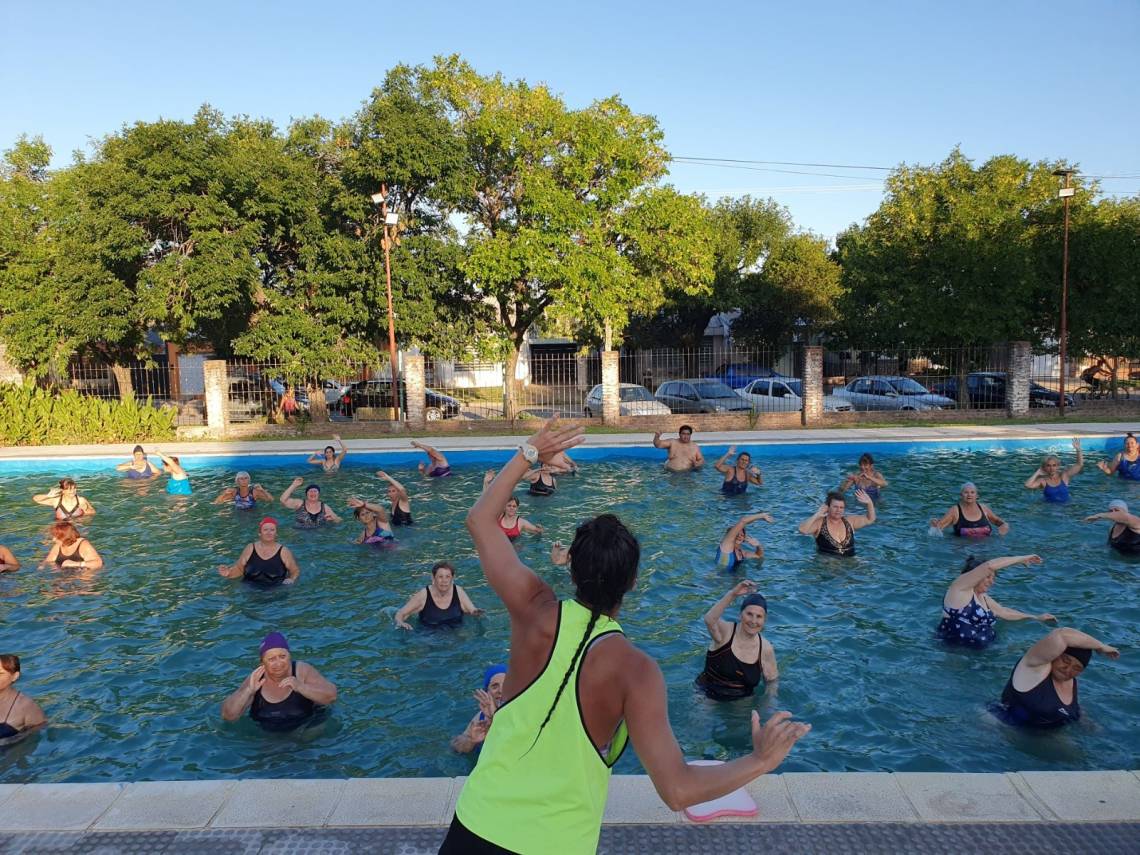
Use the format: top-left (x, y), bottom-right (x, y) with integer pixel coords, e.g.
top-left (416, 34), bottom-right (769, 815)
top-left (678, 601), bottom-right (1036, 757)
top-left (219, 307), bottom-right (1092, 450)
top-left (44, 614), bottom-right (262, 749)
top-left (503, 347), bottom-right (521, 421)
top-left (110, 363), bottom-right (134, 400)
top-left (307, 380), bottom-right (329, 423)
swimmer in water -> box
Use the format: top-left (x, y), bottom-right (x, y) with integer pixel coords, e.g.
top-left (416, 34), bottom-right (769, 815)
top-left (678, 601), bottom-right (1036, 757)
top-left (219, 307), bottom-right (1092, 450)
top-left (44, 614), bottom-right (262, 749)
top-left (937, 554), bottom-right (1054, 649)
top-left (450, 664), bottom-right (508, 754)
top-left (394, 561), bottom-right (483, 630)
top-left (213, 472), bottom-right (274, 509)
top-left (545, 451), bottom-right (579, 475)
top-left (32, 478), bottom-right (96, 520)
top-left (1097, 432), bottom-right (1140, 480)
top-left (838, 453), bottom-right (887, 502)
top-left (714, 447), bottom-right (762, 494)
top-left (307, 434), bottom-right (347, 472)
top-left (496, 496), bottom-right (543, 542)
top-left (154, 450), bottom-right (192, 495)
top-left (40, 522), bottom-right (103, 571)
top-left (347, 497), bottom-right (396, 545)
top-left (995, 627), bottom-right (1118, 728)
top-left (715, 512), bottom-right (772, 570)
top-left (1085, 499), bottom-right (1140, 554)
top-left (1024, 439), bottom-right (1083, 503)
top-left (929, 483), bottom-right (1008, 537)
top-left (652, 425), bottom-right (704, 472)
top-left (217, 518), bottom-right (301, 586)
top-left (0, 654), bottom-right (47, 744)
top-left (280, 478), bottom-right (342, 527)
top-left (695, 580), bottom-right (778, 701)
top-left (798, 490), bottom-right (875, 557)
top-left (412, 441), bottom-right (451, 477)
top-left (115, 445), bottom-right (162, 480)
top-left (0, 545), bottom-right (19, 573)
top-left (220, 632), bottom-right (337, 732)
top-left (376, 470), bottom-right (414, 525)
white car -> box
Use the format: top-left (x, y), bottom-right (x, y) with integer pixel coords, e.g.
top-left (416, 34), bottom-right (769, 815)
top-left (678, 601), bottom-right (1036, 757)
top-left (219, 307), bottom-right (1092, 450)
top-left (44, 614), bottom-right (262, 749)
top-left (583, 383), bottom-right (672, 418)
top-left (737, 378), bottom-right (853, 413)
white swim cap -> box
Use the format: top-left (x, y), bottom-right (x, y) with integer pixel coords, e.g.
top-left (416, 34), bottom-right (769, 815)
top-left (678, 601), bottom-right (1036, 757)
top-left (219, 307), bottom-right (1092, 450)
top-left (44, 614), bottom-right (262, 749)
top-left (1109, 499), bottom-right (1129, 512)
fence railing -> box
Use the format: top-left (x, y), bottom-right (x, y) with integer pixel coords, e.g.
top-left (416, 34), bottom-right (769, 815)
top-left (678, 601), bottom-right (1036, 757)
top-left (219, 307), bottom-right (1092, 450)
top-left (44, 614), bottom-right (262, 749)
top-left (67, 360), bottom-right (202, 426)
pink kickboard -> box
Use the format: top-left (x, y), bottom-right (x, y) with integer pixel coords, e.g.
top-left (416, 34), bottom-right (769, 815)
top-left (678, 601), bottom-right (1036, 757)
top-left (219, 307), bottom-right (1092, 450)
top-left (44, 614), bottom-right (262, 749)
top-left (683, 760), bottom-right (759, 822)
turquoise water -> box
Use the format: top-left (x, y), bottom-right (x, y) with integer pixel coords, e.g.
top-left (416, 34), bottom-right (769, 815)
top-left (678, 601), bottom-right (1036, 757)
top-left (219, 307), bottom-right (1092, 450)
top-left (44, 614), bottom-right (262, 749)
top-left (1, 442), bottom-right (1138, 783)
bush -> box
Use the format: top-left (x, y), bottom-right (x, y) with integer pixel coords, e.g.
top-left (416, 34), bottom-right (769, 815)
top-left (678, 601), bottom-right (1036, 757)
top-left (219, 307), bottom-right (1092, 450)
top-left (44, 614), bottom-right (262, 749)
top-left (0, 383), bottom-right (178, 446)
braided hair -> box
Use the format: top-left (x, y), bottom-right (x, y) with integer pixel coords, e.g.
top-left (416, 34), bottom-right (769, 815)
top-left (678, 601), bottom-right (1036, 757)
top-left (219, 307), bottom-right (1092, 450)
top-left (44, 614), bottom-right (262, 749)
top-left (529, 514), bottom-right (639, 749)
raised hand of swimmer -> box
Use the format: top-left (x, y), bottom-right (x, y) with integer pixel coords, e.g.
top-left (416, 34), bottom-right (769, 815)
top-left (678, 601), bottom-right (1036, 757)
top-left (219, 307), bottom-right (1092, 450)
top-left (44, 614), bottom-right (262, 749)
top-left (247, 666), bottom-right (267, 693)
top-left (290, 477), bottom-right (304, 487)
top-left (551, 542), bottom-right (570, 566)
top-left (750, 512), bottom-right (774, 523)
top-left (474, 688), bottom-right (497, 721)
top-left (526, 418), bottom-right (586, 462)
top-left (1022, 554), bottom-right (1043, 566)
top-left (1072, 438), bottom-right (1081, 451)
top-left (278, 675), bottom-right (299, 692)
top-left (347, 496), bottom-right (365, 508)
top-left (1099, 644), bottom-right (1120, 659)
top-left (732, 579), bottom-right (757, 598)
top-left (750, 710), bottom-right (811, 773)
top-left (469, 718), bottom-right (490, 744)
top-left (854, 488), bottom-right (873, 505)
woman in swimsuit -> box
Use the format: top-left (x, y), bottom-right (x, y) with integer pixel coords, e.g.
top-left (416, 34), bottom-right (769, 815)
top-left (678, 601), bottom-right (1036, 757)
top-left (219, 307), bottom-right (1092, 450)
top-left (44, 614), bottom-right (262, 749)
top-left (937, 554), bottom-right (1054, 648)
top-left (376, 471), bottom-right (414, 525)
top-left (996, 627), bottom-right (1118, 728)
top-left (307, 435), bottom-right (347, 472)
top-left (798, 490), bottom-right (876, 556)
top-left (1097, 432), bottom-right (1140, 480)
top-left (930, 483), bottom-right (1009, 537)
top-left (412, 441), bottom-right (451, 477)
top-left (696, 580), bottom-right (778, 701)
top-left (451, 664), bottom-right (508, 754)
top-left (33, 478), bottom-right (96, 519)
top-left (0, 655), bottom-right (47, 744)
top-left (546, 451), bottom-right (579, 475)
top-left (714, 447), bottom-right (763, 495)
top-left (838, 453), bottom-right (888, 502)
top-left (280, 478), bottom-right (342, 527)
top-left (40, 522), bottom-right (103, 571)
top-left (497, 497), bottom-right (543, 542)
top-left (220, 632), bottom-right (337, 732)
top-left (213, 472), bottom-right (274, 509)
top-left (0, 545), bottom-right (19, 573)
top-left (1085, 500), bottom-right (1140, 554)
top-left (1024, 439), bottom-right (1083, 503)
top-left (394, 561), bottom-right (483, 630)
top-left (715, 512), bottom-right (772, 570)
top-left (154, 451), bottom-right (192, 495)
top-left (218, 518), bottom-right (301, 586)
top-left (115, 445), bottom-right (162, 480)
top-left (522, 464), bottom-right (557, 496)
top-left (347, 498), bottom-right (396, 545)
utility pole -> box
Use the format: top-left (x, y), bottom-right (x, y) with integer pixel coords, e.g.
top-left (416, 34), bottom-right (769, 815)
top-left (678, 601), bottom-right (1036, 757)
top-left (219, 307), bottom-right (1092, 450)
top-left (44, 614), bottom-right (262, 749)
top-left (371, 186), bottom-right (401, 418)
top-left (1053, 168), bottom-right (1075, 416)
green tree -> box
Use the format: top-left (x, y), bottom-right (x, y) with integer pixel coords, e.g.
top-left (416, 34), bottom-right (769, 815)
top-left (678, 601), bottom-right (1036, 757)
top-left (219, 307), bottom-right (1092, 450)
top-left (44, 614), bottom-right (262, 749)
top-left (1067, 195), bottom-right (1140, 359)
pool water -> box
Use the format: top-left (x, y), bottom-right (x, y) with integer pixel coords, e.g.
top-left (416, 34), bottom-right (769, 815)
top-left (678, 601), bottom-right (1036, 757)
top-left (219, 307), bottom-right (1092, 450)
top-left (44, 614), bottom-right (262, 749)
top-left (1, 442), bottom-right (1138, 783)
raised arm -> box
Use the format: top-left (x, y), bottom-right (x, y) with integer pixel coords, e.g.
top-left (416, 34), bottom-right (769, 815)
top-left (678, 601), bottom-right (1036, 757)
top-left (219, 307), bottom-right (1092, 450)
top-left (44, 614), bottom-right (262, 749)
top-left (798, 505), bottom-right (827, 536)
top-left (253, 484), bottom-right (275, 502)
top-left (652, 431), bottom-right (670, 449)
top-left (333, 434), bottom-right (347, 464)
top-left (279, 477), bottom-right (304, 509)
top-left (1098, 453), bottom-right (1121, 476)
top-left (703, 580), bottom-right (755, 645)
top-left (1023, 627), bottom-right (1118, 668)
top-left (1086, 508), bottom-right (1140, 533)
top-left (714, 446), bottom-right (736, 475)
top-left (466, 421), bottom-right (583, 619)
top-left (221, 667), bottom-right (264, 721)
top-left (377, 470), bottom-right (409, 498)
top-left (1024, 468), bottom-right (1046, 489)
top-left (848, 490), bottom-right (876, 529)
top-left (949, 555), bottom-right (1041, 598)
top-left (720, 513), bottom-right (773, 551)
top-left (32, 489), bottom-right (59, 507)
top-left (1065, 439), bottom-right (1084, 478)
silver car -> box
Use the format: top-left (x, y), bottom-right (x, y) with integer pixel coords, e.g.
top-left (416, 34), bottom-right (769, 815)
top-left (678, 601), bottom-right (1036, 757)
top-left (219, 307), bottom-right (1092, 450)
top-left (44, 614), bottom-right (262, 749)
top-left (737, 378), bottom-right (853, 413)
top-left (832, 375), bottom-right (955, 411)
top-left (583, 383), bottom-right (672, 418)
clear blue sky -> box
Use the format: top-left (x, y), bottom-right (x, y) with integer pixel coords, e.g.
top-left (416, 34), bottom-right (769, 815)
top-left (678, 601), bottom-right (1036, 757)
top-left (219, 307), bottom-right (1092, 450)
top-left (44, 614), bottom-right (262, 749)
top-left (3, 0), bottom-right (1137, 239)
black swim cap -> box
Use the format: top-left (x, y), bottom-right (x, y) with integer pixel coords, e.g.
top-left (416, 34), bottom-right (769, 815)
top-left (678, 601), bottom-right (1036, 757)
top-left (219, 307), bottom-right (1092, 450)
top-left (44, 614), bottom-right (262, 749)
top-left (1062, 646), bottom-right (1092, 668)
top-left (740, 593), bottom-right (768, 613)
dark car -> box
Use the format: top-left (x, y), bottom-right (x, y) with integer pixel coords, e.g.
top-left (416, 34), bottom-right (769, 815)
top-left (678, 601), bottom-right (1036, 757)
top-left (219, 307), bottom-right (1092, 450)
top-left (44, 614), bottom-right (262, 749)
top-left (653, 379), bottom-right (752, 414)
top-left (710, 362), bottom-right (784, 389)
top-left (929, 372), bottom-right (1075, 409)
top-left (340, 380), bottom-right (461, 420)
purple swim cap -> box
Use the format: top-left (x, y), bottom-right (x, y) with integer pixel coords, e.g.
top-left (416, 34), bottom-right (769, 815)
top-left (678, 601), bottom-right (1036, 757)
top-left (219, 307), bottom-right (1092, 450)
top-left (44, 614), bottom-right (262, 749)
top-left (259, 631), bottom-right (290, 658)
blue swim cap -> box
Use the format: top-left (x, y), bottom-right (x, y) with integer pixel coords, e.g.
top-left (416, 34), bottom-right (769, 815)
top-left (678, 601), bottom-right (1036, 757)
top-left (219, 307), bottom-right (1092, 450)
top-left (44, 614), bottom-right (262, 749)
top-left (740, 593), bottom-right (768, 613)
top-left (483, 663), bottom-right (507, 689)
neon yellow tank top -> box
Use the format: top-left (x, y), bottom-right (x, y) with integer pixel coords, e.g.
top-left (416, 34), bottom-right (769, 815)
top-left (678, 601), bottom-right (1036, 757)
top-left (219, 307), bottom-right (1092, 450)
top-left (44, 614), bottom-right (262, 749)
top-left (455, 599), bottom-right (628, 854)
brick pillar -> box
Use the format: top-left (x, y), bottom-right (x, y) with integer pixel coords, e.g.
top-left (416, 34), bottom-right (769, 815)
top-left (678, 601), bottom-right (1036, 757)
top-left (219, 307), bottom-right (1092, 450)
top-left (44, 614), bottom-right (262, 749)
top-left (601, 350), bottom-right (620, 425)
top-left (802, 346), bottom-right (824, 426)
top-left (1007, 341), bottom-right (1031, 417)
top-left (405, 353), bottom-right (426, 430)
top-left (204, 360), bottom-right (229, 437)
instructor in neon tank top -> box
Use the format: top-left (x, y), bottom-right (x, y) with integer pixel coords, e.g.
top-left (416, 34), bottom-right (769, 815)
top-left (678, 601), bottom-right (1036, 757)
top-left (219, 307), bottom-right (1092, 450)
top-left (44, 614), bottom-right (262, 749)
top-left (439, 420), bottom-right (810, 855)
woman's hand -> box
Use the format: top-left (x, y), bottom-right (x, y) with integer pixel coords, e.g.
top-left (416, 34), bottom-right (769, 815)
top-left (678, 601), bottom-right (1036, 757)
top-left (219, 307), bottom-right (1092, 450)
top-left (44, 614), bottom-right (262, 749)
top-left (1022, 554), bottom-right (1043, 567)
top-left (1099, 644), bottom-right (1120, 659)
top-left (1037, 613), bottom-right (1057, 623)
top-left (395, 618), bottom-right (413, 631)
top-left (751, 512), bottom-right (774, 523)
top-left (732, 579), bottom-right (757, 598)
top-left (750, 710), bottom-right (811, 773)
top-left (551, 541), bottom-right (570, 566)
top-left (1072, 438), bottom-right (1081, 452)
top-left (525, 419), bottom-right (585, 463)
top-left (247, 666), bottom-right (266, 693)
top-left (474, 688), bottom-right (497, 721)
top-left (278, 674), bottom-right (299, 692)
top-left (854, 488), bottom-right (872, 506)
top-left (347, 497), bottom-right (364, 508)
top-left (290, 477), bottom-right (304, 487)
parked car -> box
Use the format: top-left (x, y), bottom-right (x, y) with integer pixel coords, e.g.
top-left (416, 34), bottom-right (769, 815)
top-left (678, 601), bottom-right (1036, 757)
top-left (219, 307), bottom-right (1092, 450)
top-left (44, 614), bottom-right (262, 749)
top-left (583, 383), bottom-right (672, 418)
top-left (832, 376), bottom-right (955, 411)
top-left (653, 379), bottom-right (753, 414)
top-left (928, 372), bottom-right (1076, 409)
top-left (339, 379), bottom-right (461, 421)
top-left (737, 378), bottom-right (853, 413)
top-left (710, 362), bottom-right (784, 389)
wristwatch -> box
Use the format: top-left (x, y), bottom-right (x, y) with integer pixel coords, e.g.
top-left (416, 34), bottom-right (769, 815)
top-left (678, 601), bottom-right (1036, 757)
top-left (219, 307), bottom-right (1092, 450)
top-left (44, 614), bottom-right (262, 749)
top-left (519, 442), bottom-right (539, 464)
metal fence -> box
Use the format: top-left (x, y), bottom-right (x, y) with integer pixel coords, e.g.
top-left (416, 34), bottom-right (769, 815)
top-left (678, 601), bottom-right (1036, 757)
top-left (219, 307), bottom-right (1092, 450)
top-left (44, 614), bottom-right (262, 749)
top-left (429, 351), bottom-right (597, 420)
top-left (1062, 354), bottom-right (1139, 410)
top-left (67, 360), bottom-right (203, 426)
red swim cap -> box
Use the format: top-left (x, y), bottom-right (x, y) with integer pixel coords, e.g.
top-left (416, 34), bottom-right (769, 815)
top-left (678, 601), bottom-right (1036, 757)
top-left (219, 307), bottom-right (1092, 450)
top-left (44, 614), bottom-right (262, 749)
top-left (259, 516), bottom-right (278, 529)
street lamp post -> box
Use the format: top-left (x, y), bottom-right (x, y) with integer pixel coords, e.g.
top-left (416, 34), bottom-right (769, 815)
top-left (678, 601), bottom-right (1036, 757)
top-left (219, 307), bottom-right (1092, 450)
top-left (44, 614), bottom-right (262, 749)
top-left (370, 186), bottom-right (401, 418)
top-left (1053, 168), bottom-right (1075, 417)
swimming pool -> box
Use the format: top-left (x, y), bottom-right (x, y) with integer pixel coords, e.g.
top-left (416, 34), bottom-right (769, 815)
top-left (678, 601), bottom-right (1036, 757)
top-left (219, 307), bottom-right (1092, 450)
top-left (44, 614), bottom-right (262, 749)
top-left (1, 438), bottom-right (1137, 783)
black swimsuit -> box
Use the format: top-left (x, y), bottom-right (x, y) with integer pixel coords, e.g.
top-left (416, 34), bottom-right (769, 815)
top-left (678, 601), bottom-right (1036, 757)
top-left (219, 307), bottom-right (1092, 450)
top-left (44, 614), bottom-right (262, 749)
top-left (696, 624), bottom-right (764, 700)
top-left (391, 503), bottom-right (414, 526)
top-left (243, 545), bottom-right (288, 587)
top-left (815, 519), bottom-right (855, 556)
top-left (295, 503), bottom-right (328, 528)
top-left (420, 586), bottom-right (463, 628)
top-left (0, 691), bottom-right (21, 739)
top-left (54, 497), bottom-right (83, 520)
top-left (1000, 663), bottom-right (1080, 728)
top-left (249, 662), bottom-right (316, 731)
top-left (953, 503), bottom-right (993, 537)
top-left (1109, 525), bottom-right (1140, 554)
top-left (54, 541), bottom-right (85, 567)
top-left (528, 472), bottom-right (555, 497)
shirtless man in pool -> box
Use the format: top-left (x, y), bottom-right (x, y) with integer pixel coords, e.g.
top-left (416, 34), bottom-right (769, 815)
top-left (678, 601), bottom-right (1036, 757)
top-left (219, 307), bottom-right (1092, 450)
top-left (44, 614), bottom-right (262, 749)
top-left (653, 425), bottom-right (705, 472)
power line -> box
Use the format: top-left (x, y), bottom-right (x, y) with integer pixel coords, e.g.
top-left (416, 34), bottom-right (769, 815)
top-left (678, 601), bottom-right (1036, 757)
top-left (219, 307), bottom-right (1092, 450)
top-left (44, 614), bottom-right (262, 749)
top-left (673, 155), bottom-right (892, 171)
top-left (670, 159), bottom-right (887, 182)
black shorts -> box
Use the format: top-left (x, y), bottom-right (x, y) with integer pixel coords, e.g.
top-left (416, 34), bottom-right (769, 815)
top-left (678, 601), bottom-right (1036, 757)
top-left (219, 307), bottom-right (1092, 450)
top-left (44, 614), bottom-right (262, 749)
top-left (438, 813), bottom-right (519, 854)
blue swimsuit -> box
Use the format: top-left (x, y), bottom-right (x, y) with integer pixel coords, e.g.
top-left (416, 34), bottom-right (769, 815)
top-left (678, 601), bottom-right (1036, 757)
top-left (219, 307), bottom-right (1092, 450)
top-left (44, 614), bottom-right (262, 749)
top-left (1117, 455), bottom-right (1140, 481)
top-left (167, 477), bottom-right (192, 496)
top-left (1042, 480), bottom-right (1070, 503)
top-left (937, 596), bottom-right (996, 648)
top-left (233, 489), bottom-right (256, 510)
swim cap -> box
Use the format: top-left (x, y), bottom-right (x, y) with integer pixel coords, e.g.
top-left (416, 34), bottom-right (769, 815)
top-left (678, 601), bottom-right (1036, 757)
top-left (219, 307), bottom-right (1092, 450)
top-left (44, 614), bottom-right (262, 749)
top-left (961, 555), bottom-right (985, 575)
top-left (1109, 499), bottom-right (1129, 513)
top-left (1062, 646), bottom-right (1092, 668)
top-left (259, 631), bottom-right (289, 657)
top-left (235, 471), bottom-right (251, 483)
top-left (483, 663), bottom-right (507, 690)
top-left (740, 593), bottom-right (768, 613)
top-left (961, 482), bottom-right (976, 492)
top-left (259, 516), bottom-right (278, 529)
top-left (306, 483), bottom-right (321, 494)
